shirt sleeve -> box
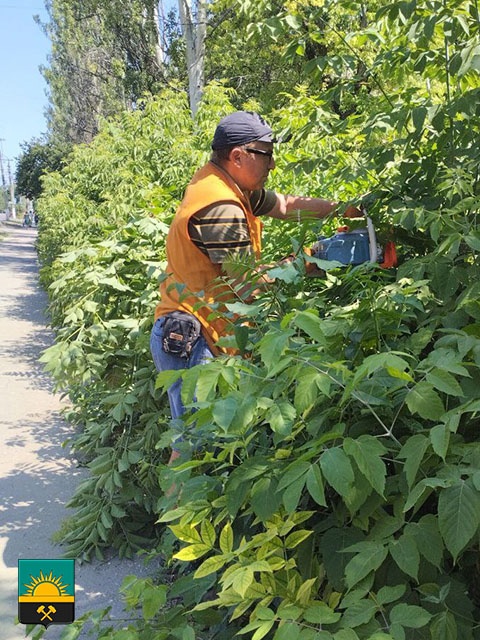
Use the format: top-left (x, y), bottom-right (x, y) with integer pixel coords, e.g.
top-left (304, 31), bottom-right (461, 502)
top-left (188, 203), bottom-right (253, 264)
top-left (249, 189), bottom-right (277, 216)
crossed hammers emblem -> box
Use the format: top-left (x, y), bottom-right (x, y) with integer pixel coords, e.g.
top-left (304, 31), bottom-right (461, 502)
top-left (37, 604), bottom-right (56, 621)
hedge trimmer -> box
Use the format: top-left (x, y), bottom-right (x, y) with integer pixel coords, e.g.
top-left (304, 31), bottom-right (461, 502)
top-left (311, 211), bottom-right (397, 268)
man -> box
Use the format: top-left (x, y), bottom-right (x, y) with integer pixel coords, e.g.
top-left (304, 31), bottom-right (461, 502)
top-left (151, 111), bottom-right (359, 462)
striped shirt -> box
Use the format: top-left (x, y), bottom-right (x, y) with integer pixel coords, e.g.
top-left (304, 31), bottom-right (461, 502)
top-left (188, 189), bottom-right (277, 263)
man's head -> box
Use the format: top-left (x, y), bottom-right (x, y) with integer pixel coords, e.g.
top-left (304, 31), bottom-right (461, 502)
top-left (211, 111), bottom-right (276, 191)
top-left (211, 111), bottom-right (276, 150)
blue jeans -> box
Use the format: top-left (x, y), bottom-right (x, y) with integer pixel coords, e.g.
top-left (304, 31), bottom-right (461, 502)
top-left (150, 317), bottom-right (213, 442)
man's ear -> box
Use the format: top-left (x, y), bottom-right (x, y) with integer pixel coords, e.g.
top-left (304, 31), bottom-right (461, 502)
top-left (229, 146), bottom-right (244, 167)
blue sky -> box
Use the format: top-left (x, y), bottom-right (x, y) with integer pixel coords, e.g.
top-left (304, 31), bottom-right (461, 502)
top-left (0, 1), bottom-right (49, 167)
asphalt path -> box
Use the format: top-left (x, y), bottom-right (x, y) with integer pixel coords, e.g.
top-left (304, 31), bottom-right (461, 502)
top-left (0, 223), bottom-right (150, 639)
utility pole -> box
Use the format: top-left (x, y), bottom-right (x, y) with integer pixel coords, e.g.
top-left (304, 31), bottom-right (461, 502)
top-left (0, 140), bottom-right (6, 189)
top-left (0, 140), bottom-right (8, 218)
top-left (7, 160), bottom-right (16, 219)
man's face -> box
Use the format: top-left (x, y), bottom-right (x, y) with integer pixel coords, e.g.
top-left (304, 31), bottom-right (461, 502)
top-left (230, 141), bottom-right (275, 191)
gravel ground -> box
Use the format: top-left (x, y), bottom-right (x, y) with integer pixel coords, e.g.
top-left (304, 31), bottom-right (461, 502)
top-left (0, 223), bottom-right (152, 639)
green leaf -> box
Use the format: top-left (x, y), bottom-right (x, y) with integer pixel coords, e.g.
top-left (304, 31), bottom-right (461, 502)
top-left (285, 529), bottom-right (312, 549)
top-left (277, 460), bottom-right (310, 492)
top-left (341, 599), bottom-right (377, 628)
top-left (258, 329), bottom-right (293, 372)
top-left (430, 611), bottom-right (457, 640)
top-left (389, 603), bottom-right (431, 628)
top-left (303, 602), bottom-right (341, 624)
top-left (234, 394), bottom-right (258, 432)
top-left (354, 352), bottom-right (411, 380)
top-left (226, 301), bottom-right (263, 316)
top-left (295, 577), bottom-right (317, 605)
top-left (404, 477), bottom-right (450, 513)
top-left (277, 604), bottom-right (303, 621)
top-left (173, 544), bottom-right (211, 561)
top-left (182, 626), bottom-right (195, 640)
top-left (219, 522), bottom-right (233, 554)
top-left (251, 476), bottom-right (281, 520)
top-left (388, 534), bottom-right (419, 579)
top-left (232, 567), bottom-right (254, 597)
top-left (252, 621), bottom-right (275, 640)
top-left (411, 106), bottom-right (427, 132)
top-left (398, 434), bottom-right (430, 489)
top-left (406, 515), bottom-right (443, 568)
top-left (194, 555), bottom-right (228, 578)
top-left (333, 631), bottom-right (360, 640)
top-left (293, 311), bottom-right (326, 343)
top-left (306, 463), bottom-right (327, 507)
top-left (267, 400), bottom-right (296, 436)
top-left (98, 275), bottom-right (131, 291)
top-left (274, 622), bottom-right (301, 640)
top-left (194, 367), bottom-right (221, 402)
top-left (285, 14), bottom-right (302, 29)
top-left (212, 397), bottom-right (238, 430)
top-left (248, 561), bottom-right (273, 573)
top-left (234, 324), bottom-right (249, 352)
top-left (283, 475), bottom-right (306, 513)
top-left (344, 436), bottom-right (386, 497)
top-left (100, 510), bottom-right (113, 529)
top-left (267, 262), bottom-right (300, 283)
top-left (59, 625), bottom-right (83, 640)
top-left (344, 543), bottom-right (388, 589)
top-left (88, 452), bottom-right (114, 475)
top-left (375, 584), bottom-right (406, 605)
top-left (110, 504), bottom-right (127, 518)
top-left (142, 585), bottom-right (167, 619)
top-left (426, 369), bottom-right (464, 397)
top-left (320, 447), bottom-right (354, 498)
top-left (200, 519), bottom-right (216, 547)
top-left (155, 368), bottom-right (183, 390)
top-left (430, 424), bottom-right (450, 460)
top-left (406, 382), bottom-right (445, 420)
top-left (438, 480), bottom-right (480, 561)
top-left (169, 524), bottom-right (202, 544)
top-left (295, 369), bottom-right (322, 412)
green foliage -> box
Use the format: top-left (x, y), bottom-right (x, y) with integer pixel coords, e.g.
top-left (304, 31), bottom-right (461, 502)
top-left (35, 84), bottom-right (237, 560)
top-left (15, 138), bottom-right (68, 200)
top-left (33, 1), bottom-right (480, 639)
top-left (40, 0), bottom-right (168, 147)
top-left (36, 87), bottom-right (198, 273)
top-left (205, 1), bottom-right (306, 110)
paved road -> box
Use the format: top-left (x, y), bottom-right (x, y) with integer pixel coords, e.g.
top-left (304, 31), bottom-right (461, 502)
top-left (0, 223), bottom-right (150, 639)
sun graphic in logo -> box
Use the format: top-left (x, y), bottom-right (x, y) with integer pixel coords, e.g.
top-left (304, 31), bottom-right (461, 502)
top-left (23, 571), bottom-right (69, 598)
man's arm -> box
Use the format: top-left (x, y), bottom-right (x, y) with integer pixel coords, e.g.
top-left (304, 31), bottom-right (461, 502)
top-left (265, 194), bottom-right (360, 220)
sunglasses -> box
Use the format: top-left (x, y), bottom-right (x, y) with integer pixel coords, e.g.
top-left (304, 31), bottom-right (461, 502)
top-left (243, 147), bottom-right (274, 159)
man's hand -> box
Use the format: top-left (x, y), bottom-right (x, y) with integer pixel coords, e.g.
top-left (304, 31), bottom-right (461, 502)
top-left (343, 204), bottom-right (363, 218)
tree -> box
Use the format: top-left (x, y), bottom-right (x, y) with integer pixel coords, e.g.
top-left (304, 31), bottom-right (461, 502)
top-left (204, 0), bottom-right (305, 110)
top-left (15, 138), bottom-right (67, 201)
top-left (39, 0), bottom-right (167, 147)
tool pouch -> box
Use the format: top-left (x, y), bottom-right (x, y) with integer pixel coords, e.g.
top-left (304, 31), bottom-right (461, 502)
top-left (162, 311), bottom-right (202, 358)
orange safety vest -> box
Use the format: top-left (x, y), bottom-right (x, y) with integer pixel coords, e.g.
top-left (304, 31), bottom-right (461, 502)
top-left (155, 162), bottom-right (263, 354)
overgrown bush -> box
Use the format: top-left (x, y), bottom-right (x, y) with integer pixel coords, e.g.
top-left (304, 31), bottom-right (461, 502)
top-left (32, 2), bottom-right (480, 639)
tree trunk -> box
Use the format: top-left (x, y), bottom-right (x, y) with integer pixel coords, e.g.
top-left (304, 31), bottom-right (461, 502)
top-left (153, 2), bottom-right (166, 70)
top-left (177, 0), bottom-right (206, 116)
